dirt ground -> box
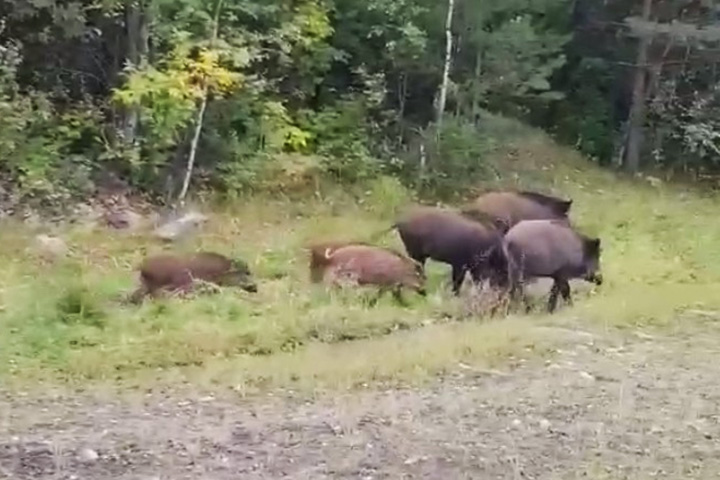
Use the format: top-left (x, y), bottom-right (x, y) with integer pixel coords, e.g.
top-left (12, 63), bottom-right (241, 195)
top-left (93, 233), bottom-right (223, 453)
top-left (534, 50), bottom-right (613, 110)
top-left (2, 325), bottom-right (720, 480)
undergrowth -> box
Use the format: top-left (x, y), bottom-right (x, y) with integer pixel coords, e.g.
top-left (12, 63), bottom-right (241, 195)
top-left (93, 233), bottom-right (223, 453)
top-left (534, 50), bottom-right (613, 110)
top-left (2, 120), bottom-right (720, 393)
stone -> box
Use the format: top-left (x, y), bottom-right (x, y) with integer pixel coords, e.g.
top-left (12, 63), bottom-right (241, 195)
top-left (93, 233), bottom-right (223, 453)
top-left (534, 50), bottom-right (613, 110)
top-left (78, 447), bottom-right (99, 463)
top-left (152, 211), bottom-right (208, 242)
top-left (34, 234), bottom-right (68, 259)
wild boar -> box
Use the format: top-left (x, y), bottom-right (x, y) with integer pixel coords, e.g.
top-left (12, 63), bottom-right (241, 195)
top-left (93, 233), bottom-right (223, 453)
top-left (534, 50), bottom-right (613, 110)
top-left (307, 240), bottom-right (370, 283)
top-left (502, 219), bottom-right (603, 312)
top-left (393, 206), bottom-right (508, 295)
top-left (129, 251), bottom-right (257, 304)
top-left (461, 190), bottom-right (572, 229)
top-left (320, 244), bottom-right (426, 304)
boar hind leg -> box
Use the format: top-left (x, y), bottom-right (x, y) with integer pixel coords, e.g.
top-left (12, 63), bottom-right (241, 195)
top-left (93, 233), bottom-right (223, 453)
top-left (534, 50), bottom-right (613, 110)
top-left (451, 264), bottom-right (468, 295)
top-left (547, 277), bottom-right (571, 313)
top-left (547, 282), bottom-right (560, 313)
top-left (169, 281), bottom-right (195, 299)
top-left (367, 287), bottom-right (387, 307)
top-left (559, 279), bottom-right (572, 306)
top-left (127, 285), bottom-right (148, 305)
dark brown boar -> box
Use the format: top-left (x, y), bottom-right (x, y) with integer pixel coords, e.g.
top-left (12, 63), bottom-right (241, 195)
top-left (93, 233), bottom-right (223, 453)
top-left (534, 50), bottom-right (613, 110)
top-left (461, 190), bottom-right (572, 229)
top-left (321, 244), bottom-right (426, 304)
top-left (503, 219), bottom-right (602, 313)
top-left (393, 206), bottom-right (508, 295)
top-left (307, 240), bottom-right (370, 283)
top-left (129, 251), bottom-right (257, 304)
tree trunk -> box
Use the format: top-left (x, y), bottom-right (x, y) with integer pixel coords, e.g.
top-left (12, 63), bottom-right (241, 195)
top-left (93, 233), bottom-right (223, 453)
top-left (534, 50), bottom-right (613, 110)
top-left (177, 92), bottom-right (209, 204)
top-left (472, 49), bottom-right (482, 124)
top-left (435, 0), bottom-right (455, 131)
top-left (397, 72), bottom-right (407, 146)
top-left (624, 0), bottom-right (653, 173)
top-left (121, 0), bottom-right (149, 145)
top-left (176, 0), bottom-right (224, 206)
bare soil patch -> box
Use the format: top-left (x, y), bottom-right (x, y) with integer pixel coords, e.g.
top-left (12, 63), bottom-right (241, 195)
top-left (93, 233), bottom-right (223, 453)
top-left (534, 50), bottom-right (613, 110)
top-left (2, 327), bottom-right (720, 479)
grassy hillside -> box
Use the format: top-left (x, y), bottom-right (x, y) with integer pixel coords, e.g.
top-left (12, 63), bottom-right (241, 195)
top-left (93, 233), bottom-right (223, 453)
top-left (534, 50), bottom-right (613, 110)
top-left (2, 119), bottom-right (719, 393)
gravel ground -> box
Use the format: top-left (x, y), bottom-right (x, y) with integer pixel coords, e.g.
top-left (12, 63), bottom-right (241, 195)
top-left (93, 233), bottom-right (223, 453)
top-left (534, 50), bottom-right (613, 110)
top-left (2, 327), bottom-right (720, 479)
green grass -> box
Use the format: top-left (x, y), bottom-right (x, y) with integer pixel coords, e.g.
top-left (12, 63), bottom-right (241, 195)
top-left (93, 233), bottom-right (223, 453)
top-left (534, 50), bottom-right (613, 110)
top-left (2, 120), bottom-right (720, 392)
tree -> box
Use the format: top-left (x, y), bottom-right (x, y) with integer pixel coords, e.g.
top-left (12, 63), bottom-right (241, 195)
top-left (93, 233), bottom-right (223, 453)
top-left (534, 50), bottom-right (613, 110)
top-left (177, 0), bottom-right (224, 205)
top-left (624, 0), bottom-right (654, 172)
top-left (435, 0), bottom-right (455, 130)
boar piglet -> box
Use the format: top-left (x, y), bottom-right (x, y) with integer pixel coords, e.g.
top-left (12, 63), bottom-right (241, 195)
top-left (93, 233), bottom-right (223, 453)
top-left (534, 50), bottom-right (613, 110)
top-left (129, 251), bottom-right (257, 304)
top-left (307, 240), bottom-right (370, 283)
top-left (320, 244), bottom-right (426, 305)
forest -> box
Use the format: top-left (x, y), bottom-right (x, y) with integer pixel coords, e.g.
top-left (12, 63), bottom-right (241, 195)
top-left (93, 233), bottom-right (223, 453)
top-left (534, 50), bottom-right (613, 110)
top-left (1, 0), bottom-right (719, 211)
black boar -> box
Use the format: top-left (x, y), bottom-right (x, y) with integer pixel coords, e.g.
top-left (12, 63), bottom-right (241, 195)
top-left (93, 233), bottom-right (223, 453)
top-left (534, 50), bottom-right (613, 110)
top-left (320, 244), bottom-right (426, 304)
top-left (129, 251), bottom-right (257, 304)
top-left (393, 206), bottom-right (508, 295)
top-left (462, 190), bottom-right (572, 229)
top-left (503, 219), bottom-right (602, 312)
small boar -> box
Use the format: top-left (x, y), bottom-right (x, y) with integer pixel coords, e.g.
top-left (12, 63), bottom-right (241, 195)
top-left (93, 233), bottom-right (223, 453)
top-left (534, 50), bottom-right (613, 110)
top-left (461, 190), bottom-right (572, 229)
top-left (321, 244), bottom-right (426, 304)
top-left (502, 219), bottom-right (602, 312)
top-left (129, 251), bottom-right (257, 304)
top-left (394, 206), bottom-right (508, 295)
top-left (307, 240), bottom-right (370, 283)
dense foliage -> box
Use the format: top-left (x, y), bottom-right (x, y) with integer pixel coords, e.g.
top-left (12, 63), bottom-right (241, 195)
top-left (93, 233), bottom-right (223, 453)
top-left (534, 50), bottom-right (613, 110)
top-left (0, 0), bottom-right (716, 210)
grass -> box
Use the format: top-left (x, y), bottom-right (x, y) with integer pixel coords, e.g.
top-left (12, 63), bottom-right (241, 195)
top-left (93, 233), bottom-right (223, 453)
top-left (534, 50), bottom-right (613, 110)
top-left (2, 119), bottom-right (720, 393)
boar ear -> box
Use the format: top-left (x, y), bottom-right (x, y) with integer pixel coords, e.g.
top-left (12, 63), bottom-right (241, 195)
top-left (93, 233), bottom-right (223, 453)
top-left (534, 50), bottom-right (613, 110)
top-left (589, 238), bottom-right (601, 252)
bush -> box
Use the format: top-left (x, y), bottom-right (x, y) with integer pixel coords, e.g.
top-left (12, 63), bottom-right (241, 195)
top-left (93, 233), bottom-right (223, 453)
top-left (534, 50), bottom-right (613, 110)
top-left (299, 96), bottom-right (383, 183)
top-left (396, 116), bottom-right (494, 200)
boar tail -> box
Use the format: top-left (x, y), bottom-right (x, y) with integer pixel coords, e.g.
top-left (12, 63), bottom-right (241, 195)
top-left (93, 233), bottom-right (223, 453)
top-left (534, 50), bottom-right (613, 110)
top-left (364, 223), bottom-right (398, 244)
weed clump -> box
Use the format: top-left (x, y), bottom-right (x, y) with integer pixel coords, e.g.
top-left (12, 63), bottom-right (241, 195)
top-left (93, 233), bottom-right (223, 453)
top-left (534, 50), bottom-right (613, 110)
top-left (55, 284), bottom-right (107, 329)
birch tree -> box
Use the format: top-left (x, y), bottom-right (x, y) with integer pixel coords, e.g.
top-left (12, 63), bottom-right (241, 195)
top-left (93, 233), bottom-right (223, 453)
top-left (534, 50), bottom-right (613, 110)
top-left (435, 0), bottom-right (456, 131)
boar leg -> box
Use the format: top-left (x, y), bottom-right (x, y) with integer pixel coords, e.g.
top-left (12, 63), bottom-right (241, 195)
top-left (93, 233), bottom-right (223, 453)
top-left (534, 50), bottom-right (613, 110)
top-left (548, 277), bottom-right (573, 313)
top-left (391, 287), bottom-right (408, 306)
top-left (547, 282), bottom-right (560, 313)
top-left (468, 264), bottom-right (486, 291)
top-left (368, 287), bottom-right (387, 306)
top-left (451, 264), bottom-right (468, 295)
top-left (559, 279), bottom-right (572, 306)
top-left (169, 281), bottom-right (195, 299)
top-left (127, 284), bottom-right (149, 305)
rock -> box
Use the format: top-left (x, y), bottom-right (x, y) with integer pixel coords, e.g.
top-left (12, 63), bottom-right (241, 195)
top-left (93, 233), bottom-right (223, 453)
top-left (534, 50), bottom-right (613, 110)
top-left (73, 203), bottom-right (101, 222)
top-left (78, 447), bottom-right (99, 463)
top-left (23, 211), bottom-right (42, 227)
top-left (34, 234), bottom-right (68, 260)
top-left (539, 418), bottom-right (551, 430)
top-left (105, 209), bottom-right (144, 231)
top-left (646, 176), bottom-right (662, 188)
top-left (404, 455), bottom-right (427, 465)
top-left (579, 371), bottom-right (595, 382)
top-left (152, 211), bottom-right (208, 242)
